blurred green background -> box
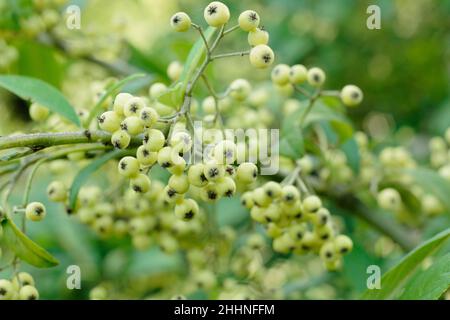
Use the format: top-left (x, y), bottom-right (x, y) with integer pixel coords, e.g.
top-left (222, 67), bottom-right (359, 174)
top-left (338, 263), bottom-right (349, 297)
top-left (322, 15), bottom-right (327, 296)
top-left (1, 0), bottom-right (449, 299)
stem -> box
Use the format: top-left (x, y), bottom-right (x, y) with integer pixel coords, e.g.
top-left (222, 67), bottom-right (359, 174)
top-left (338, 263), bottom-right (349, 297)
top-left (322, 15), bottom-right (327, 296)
top-left (210, 50), bottom-right (250, 60)
top-left (223, 24), bottom-right (240, 36)
top-left (320, 90), bottom-right (340, 98)
top-left (294, 85), bottom-right (312, 98)
top-left (192, 23), bottom-right (211, 55)
top-left (0, 130), bottom-right (142, 151)
top-left (299, 91), bottom-right (320, 127)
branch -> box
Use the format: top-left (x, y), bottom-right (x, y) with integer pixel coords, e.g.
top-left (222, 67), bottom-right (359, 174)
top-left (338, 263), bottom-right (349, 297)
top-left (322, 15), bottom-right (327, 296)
top-left (0, 130), bottom-right (142, 151)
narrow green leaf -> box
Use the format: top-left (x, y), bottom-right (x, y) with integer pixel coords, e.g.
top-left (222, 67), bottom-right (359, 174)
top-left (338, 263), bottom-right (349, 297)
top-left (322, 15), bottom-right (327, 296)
top-left (361, 228), bottom-right (450, 299)
top-left (86, 73), bottom-right (146, 125)
top-left (404, 167), bottom-right (450, 213)
top-left (68, 150), bottom-right (128, 210)
top-left (341, 137), bottom-right (360, 173)
top-left (0, 75), bottom-right (80, 126)
top-left (0, 148), bottom-right (33, 161)
top-left (399, 253), bottom-right (450, 300)
top-left (1, 218), bottom-right (59, 268)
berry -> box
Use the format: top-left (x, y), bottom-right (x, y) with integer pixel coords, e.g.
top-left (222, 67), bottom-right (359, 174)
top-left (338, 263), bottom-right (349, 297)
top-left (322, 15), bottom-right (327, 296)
top-left (377, 188), bottom-right (401, 212)
top-left (194, 270), bottom-right (216, 290)
top-left (248, 28), bottom-right (269, 46)
top-left (236, 162), bottom-right (258, 184)
top-left (170, 131), bottom-right (192, 153)
top-left (130, 173), bottom-right (151, 193)
top-left (229, 79), bottom-right (252, 101)
top-left (281, 185), bottom-right (300, 204)
top-left (175, 198), bottom-right (199, 220)
top-left (204, 1), bottom-right (230, 27)
top-left (252, 187), bottom-right (271, 207)
top-left (168, 174), bottom-right (190, 194)
top-left (164, 185), bottom-right (183, 203)
top-left (12, 272), bottom-right (34, 287)
top-left (303, 195), bottom-right (322, 214)
top-left (25, 202), bottom-right (46, 222)
top-left (288, 224), bottom-right (307, 241)
top-left (307, 67), bottom-right (326, 87)
top-left (120, 116), bottom-right (144, 136)
top-left (124, 97), bottom-right (146, 117)
top-left (340, 85), bottom-right (363, 107)
top-left (149, 82), bottom-right (167, 98)
top-left (203, 161), bottom-right (225, 181)
top-left (217, 176), bottom-right (236, 197)
top-left (188, 164), bottom-right (208, 187)
top-left (202, 96), bottom-right (216, 114)
top-left (167, 61), bottom-right (183, 81)
top-left (289, 64), bottom-right (308, 84)
top-left (144, 129), bottom-right (166, 152)
top-left (312, 207), bottom-right (330, 226)
top-left (201, 183), bottom-right (220, 202)
top-left (241, 192), bottom-right (254, 209)
top-left (29, 102), bottom-right (49, 122)
top-left (249, 44), bottom-right (274, 68)
top-left (19, 285), bottom-right (39, 300)
top-left (334, 235), bottom-right (353, 254)
top-left (157, 146), bottom-right (174, 168)
top-left (271, 64), bottom-right (291, 85)
top-left (98, 111), bottom-right (121, 133)
top-left (0, 279), bottom-right (14, 300)
top-left (140, 107), bottom-right (159, 128)
top-left (93, 216), bottom-right (114, 235)
top-left (47, 181), bottom-right (67, 202)
top-left (214, 140), bottom-right (237, 164)
top-left (320, 241), bottom-right (336, 262)
top-left (263, 181), bottom-right (282, 199)
top-left (89, 286), bottom-right (108, 300)
top-left (238, 10), bottom-right (260, 32)
top-left (118, 156), bottom-right (140, 178)
top-left (111, 130), bottom-right (131, 149)
top-left (136, 145), bottom-right (158, 166)
top-left (113, 92), bottom-right (133, 116)
top-left (170, 12), bottom-right (191, 32)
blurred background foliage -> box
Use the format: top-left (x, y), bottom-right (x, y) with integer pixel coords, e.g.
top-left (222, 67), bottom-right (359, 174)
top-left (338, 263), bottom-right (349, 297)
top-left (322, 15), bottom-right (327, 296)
top-left (0, 0), bottom-right (449, 300)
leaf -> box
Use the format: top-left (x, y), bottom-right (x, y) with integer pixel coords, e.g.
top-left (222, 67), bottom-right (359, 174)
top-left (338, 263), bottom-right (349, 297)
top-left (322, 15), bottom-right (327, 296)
top-left (404, 167), bottom-right (450, 213)
top-left (361, 228), bottom-right (450, 299)
top-left (68, 150), bottom-right (127, 210)
top-left (1, 218), bottom-right (59, 268)
top-left (85, 73), bottom-right (146, 125)
top-left (157, 27), bottom-right (216, 109)
top-left (0, 75), bottom-right (80, 126)
top-left (0, 148), bottom-right (33, 161)
top-left (341, 137), bottom-right (360, 173)
top-left (280, 124), bottom-right (304, 159)
top-left (399, 253), bottom-right (450, 300)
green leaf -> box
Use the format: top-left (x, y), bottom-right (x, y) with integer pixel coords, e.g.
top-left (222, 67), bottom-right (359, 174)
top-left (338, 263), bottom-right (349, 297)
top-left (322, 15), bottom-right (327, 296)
top-left (157, 27), bottom-right (216, 109)
top-left (280, 123), bottom-right (304, 159)
top-left (341, 137), bottom-right (360, 173)
top-left (0, 75), bottom-right (80, 126)
top-left (404, 167), bottom-right (450, 213)
top-left (1, 218), bottom-right (59, 268)
top-left (68, 150), bottom-right (128, 210)
top-left (85, 73), bottom-right (146, 125)
top-left (361, 228), bottom-right (450, 299)
top-left (0, 148), bottom-right (33, 161)
top-left (399, 253), bottom-right (450, 300)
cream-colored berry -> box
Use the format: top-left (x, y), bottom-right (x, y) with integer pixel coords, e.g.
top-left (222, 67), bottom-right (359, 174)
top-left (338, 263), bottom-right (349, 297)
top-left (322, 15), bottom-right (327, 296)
top-left (167, 61), bottom-right (183, 81)
top-left (111, 130), bottom-right (131, 149)
top-left (139, 107), bottom-right (159, 128)
top-left (175, 198), bottom-right (199, 220)
top-left (136, 145), bottom-right (158, 166)
top-left (98, 111), bottom-right (121, 133)
top-left (204, 1), bottom-right (230, 27)
top-left (307, 67), bottom-right (326, 87)
top-left (238, 10), bottom-right (260, 32)
top-left (229, 79), bottom-right (252, 101)
top-left (144, 128), bottom-right (165, 152)
top-left (25, 202), bottom-right (46, 222)
top-left (118, 156), bottom-right (140, 178)
top-left (130, 173), bottom-right (151, 193)
top-left (249, 44), bottom-right (274, 68)
top-left (341, 85), bottom-right (363, 107)
top-left (124, 97), bottom-right (146, 117)
top-left (149, 82), bottom-right (167, 99)
top-left (168, 174), bottom-right (190, 194)
top-left (47, 181), bottom-right (67, 202)
top-left (303, 195), bottom-right (322, 213)
top-left (171, 12), bottom-right (191, 32)
top-left (29, 102), bottom-right (49, 122)
top-left (236, 162), bottom-right (258, 184)
top-left (377, 188), bottom-right (402, 212)
top-left (188, 164), bottom-right (208, 187)
top-left (271, 64), bottom-right (291, 85)
top-left (113, 92), bottom-right (133, 116)
top-left (0, 279), bottom-right (14, 300)
top-left (19, 285), bottom-right (39, 300)
top-left (289, 64), bottom-right (308, 84)
top-left (120, 116), bottom-right (144, 136)
top-left (248, 28), bottom-right (269, 46)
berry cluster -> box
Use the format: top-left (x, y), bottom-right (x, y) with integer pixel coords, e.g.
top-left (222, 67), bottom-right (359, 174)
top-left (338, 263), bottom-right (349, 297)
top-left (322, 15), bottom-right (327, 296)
top-left (242, 181), bottom-right (352, 270)
top-left (0, 272), bottom-right (39, 300)
top-left (171, 2), bottom-right (275, 69)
